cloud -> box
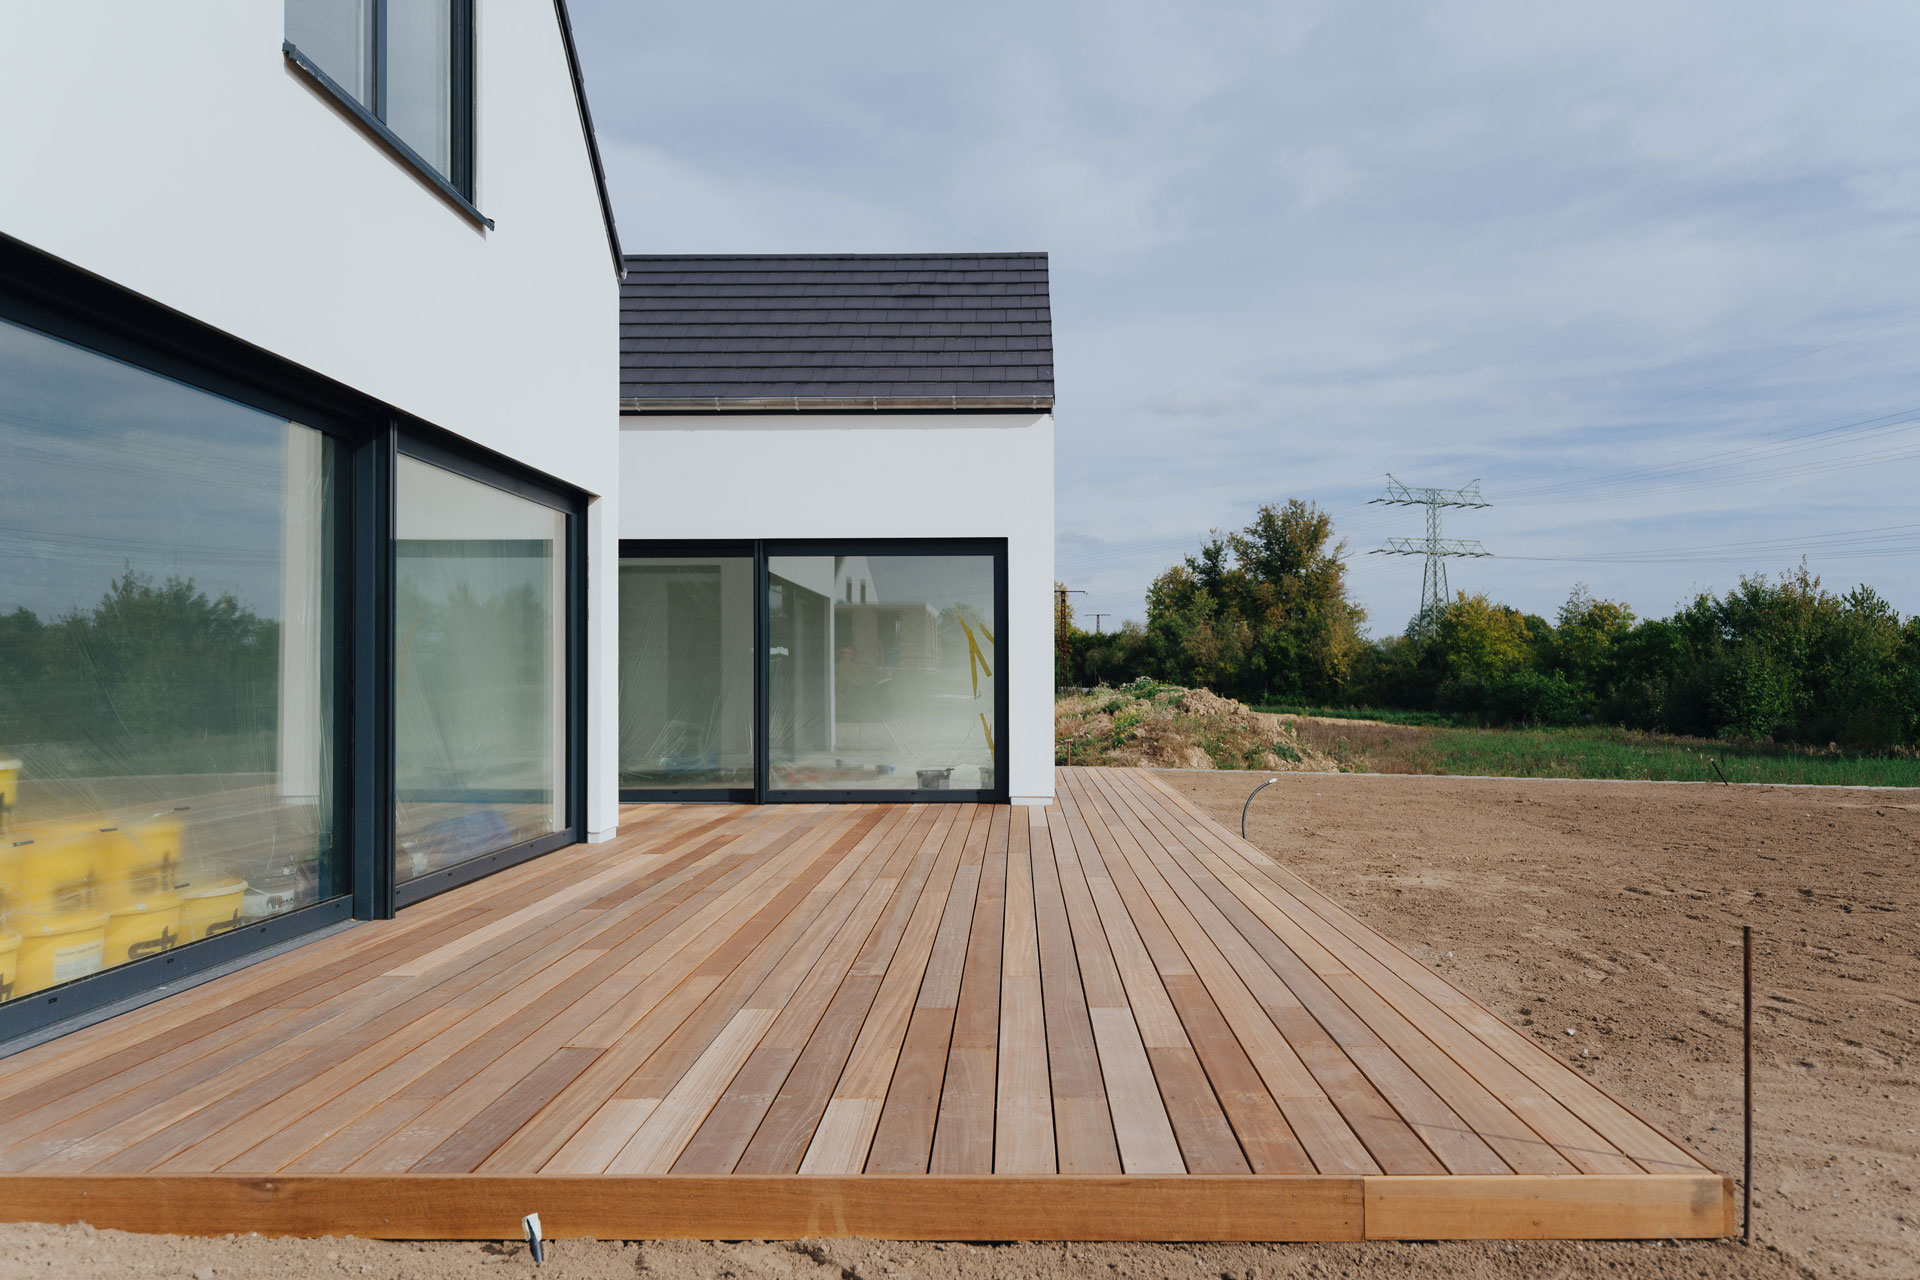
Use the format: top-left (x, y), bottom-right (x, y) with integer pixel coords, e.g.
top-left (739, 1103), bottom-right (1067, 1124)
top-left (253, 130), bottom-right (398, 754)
top-left (571, 0), bottom-right (1920, 633)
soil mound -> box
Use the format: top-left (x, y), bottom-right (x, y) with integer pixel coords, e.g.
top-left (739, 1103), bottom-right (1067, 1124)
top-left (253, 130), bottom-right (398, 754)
top-left (1055, 679), bottom-right (1339, 773)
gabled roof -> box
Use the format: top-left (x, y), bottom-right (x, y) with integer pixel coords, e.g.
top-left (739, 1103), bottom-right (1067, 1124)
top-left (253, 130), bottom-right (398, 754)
top-left (619, 253), bottom-right (1054, 412)
top-left (552, 0), bottom-right (624, 279)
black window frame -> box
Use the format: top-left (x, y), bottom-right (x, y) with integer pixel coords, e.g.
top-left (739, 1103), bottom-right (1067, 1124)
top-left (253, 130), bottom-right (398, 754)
top-left (0, 233), bottom-right (586, 1049)
top-left (282, 0), bottom-right (487, 229)
top-left (616, 538), bottom-right (1009, 806)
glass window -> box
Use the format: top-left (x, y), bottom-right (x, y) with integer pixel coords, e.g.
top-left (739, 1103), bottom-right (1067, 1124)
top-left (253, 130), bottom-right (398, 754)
top-left (394, 457), bottom-right (566, 884)
top-left (767, 554), bottom-right (997, 793)
top-left (618, 556), bottom-right (755, 792)
top-left (384, 0), bottom-right (453, 174)
top-left (0, 317), bottom-right (344, 1007)
top-left (285, 0), bottom-right (372, 103)
top-left (284, 0), bottom-right (472, 196)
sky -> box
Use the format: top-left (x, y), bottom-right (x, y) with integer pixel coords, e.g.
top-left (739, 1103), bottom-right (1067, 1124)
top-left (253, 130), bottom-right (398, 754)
top-left (570, 0), bottom-right (1920, 636)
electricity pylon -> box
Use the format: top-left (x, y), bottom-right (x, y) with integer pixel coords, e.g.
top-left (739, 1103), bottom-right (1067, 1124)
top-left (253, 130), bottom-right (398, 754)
top-left (1368, 476), bottom-right (1491, 625)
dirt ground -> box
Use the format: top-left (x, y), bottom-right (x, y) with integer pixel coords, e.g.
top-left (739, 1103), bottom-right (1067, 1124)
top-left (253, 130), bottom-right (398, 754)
top-left (3, 771), bottom-right (1913, 1280)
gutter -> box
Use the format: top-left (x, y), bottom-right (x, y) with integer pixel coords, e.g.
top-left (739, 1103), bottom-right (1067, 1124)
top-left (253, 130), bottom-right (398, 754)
top-left (619, 394), bottom-right (1055, 413)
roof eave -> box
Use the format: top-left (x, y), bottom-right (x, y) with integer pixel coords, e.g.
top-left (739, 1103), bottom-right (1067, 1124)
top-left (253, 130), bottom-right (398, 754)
top-left (620, 394), bottom-right (1055, 414)
top-left (552, 0), bottom-right (626, 281)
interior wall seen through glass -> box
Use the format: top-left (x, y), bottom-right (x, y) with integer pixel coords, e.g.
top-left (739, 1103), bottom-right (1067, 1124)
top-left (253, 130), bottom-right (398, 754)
top-left (618, 558), bottom-right (754, 790)
top-left (0, 316), bottom-right (344, 1007)
top-left (394, 457), bottom-right (566, 884)
top-left (767, 555), bottom-right (996, 792)
top-left (285, 0), bottom-right (373, 104)
top-left (383, 0), bottom-right (454, 174)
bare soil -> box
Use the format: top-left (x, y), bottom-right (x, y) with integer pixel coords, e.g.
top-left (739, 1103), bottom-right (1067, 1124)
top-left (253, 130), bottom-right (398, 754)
top-left (4, 772), bottom-right (1913, 1280)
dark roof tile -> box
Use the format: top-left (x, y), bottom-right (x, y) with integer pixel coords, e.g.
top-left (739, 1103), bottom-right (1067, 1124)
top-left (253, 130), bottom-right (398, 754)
top-left (620, 252), bottom-right (1053, 408)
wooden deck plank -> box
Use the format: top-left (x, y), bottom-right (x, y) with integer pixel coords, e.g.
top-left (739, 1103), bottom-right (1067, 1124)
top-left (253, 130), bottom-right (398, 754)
top-left (866, 811), bottom-right (990, 1172)
top-left (486, 808), bottom-right (917, 1175)
top-left (991, 811), bottom-right (1055, 1175)
top-left (1133, 768), bottom-right (1705, 1176)
top-left (1065, 777), bottom-right (1359, 1174)
top-left (1040, 802), bottom-right (1185, 1174)
top-left (1063, 776), bottom-right (1313, 1174)
top-left (339, 833), bottom-right (831, 1175)
top-left (799, 806), bottom-right (975, 1172)
top-left (666, 808), bottom-right (929, 1174)
top-left (438, 816), bottom-right (859, 1177)
top-left (1028, 802), bottom-right (1121, 1174)
top-left (1128, 789), bottom-right (1512, 1175)
top-left (929, 807), bottom-right (1008, 1174)
top-left (1085, 770), bottom-right (1443, 1177)
top-left (588, 814), bottom-right (897, 1175)
top-left (1123, 772), bottom-right (1638, 1177)
top-left (733, 806), bottom-right (956, 1173)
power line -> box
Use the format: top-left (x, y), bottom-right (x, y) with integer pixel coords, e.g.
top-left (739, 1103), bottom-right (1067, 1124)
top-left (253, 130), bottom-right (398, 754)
top-left (1492, 520), bottom-right (1920, 566)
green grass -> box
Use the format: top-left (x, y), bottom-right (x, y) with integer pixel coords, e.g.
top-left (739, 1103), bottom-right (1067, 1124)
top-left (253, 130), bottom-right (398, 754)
top-left (1418, 726), bottom-right (1914, 787)
top-left (1256, 702), bottom-right (1479, 728)
top-left (1268, 714), bottom-right (1916, 787)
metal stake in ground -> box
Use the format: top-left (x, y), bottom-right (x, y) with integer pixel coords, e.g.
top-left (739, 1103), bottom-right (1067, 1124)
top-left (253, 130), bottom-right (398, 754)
top-left (1744, 924), bottom-right (1754, 1245)
top-left (1241, 777), bottom-right (1279, 839)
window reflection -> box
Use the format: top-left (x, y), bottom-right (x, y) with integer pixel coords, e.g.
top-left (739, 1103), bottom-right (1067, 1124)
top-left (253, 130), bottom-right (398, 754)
top-left (618, 557), bottom-right (755, 791)
top-left (394, 457), bottom-right (565, 882)
top-left (0, 317), bottom-right (343, 1005)
top-left (767, 555), bottom-right (996, 792)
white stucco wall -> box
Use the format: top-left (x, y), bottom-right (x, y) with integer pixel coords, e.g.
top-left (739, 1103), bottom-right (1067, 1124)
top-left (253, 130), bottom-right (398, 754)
top-left (620, 414), bottom-right (1057, 802)
top-left (0, 3), bottom-right (622, 839)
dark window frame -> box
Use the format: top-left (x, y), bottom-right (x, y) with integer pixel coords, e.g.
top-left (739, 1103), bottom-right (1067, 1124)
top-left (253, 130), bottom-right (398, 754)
top-left (0, 233), bottom-right (588, 1048)
top-left (282, 0), bottom-right (487, 229)
top-left (616, 538), bottom-right (1009, 806)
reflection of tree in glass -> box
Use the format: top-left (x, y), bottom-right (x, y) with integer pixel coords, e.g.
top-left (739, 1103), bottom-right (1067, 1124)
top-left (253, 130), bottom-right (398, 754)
top-left (395, 568), bottom-right (553, 779)
top-left (0, 570), bottom-right (279, 776)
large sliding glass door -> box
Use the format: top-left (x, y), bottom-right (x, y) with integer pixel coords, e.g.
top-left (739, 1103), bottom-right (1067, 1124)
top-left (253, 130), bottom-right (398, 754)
top-left (619, 540), bottom-right (1006, 804)
top-left (393, 452), bottom-right (572, 897)
top-left (0, 312), bottom-right (351, 1035)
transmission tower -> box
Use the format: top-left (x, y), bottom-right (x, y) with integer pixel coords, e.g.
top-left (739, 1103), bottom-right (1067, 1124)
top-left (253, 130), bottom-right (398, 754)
top-left (1368, 475), bottom-right (1491, 623)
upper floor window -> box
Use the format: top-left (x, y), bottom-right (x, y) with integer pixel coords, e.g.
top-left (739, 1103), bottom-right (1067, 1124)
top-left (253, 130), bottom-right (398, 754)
top-left (285, 0), bottom-right (478, 209)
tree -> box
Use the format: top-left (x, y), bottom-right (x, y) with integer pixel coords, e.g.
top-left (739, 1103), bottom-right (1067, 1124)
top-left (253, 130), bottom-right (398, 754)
top-left (1140, 500), bottom-right (1367, 702)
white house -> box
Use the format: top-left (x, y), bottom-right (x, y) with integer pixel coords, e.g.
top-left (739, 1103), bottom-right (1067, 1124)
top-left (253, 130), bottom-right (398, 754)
top-left (0, 7), bottom-right (1054, 1044)
top-left (616, 254), bottom-right (1056, 808)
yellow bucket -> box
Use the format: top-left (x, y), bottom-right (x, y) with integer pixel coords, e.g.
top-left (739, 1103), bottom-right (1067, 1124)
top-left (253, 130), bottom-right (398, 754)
top-left (12, 909), bottom-right (109, 996)
top-left (103, 895), bottom-right (186, 966)
top-left (2, 822), bottom-right (107, 916)
top-left (179, 877), bottom-right (247, 942)
top-left (0, 757), bottom-right (19, 834)
top-left (0, 927), bottom-right (20, 1002)
top-left (131, 812), bottom-right (185, 867)
top-left (104, 818), bottom-right (182, 909)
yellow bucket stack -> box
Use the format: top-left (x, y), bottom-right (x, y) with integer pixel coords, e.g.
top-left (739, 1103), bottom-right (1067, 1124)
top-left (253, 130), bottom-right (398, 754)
top-left (1, 811), bottom-right (197, 1000)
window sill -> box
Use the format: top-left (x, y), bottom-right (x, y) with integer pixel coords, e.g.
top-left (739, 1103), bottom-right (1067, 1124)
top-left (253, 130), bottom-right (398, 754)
top-left (282, 41), bottom-right (494, 231)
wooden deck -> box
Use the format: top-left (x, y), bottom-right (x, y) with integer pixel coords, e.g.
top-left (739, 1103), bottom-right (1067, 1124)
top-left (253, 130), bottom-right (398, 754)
top-left (0, 767), bottom-right (1730, 1241)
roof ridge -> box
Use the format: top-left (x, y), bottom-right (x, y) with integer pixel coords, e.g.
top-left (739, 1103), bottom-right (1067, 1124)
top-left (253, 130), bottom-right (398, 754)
top-left (622, 252), bottom-right (1048, 263)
